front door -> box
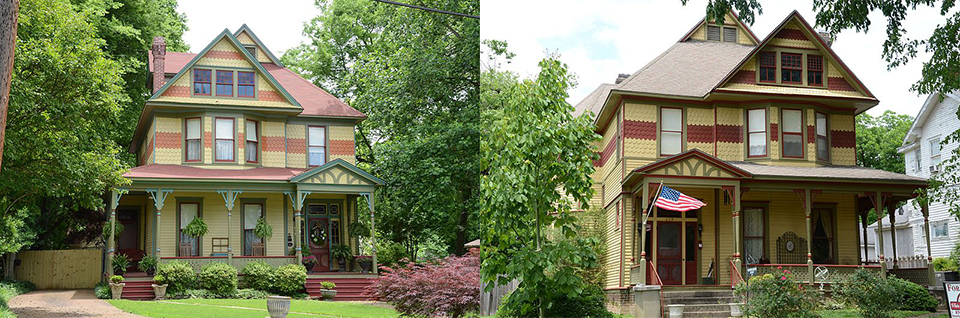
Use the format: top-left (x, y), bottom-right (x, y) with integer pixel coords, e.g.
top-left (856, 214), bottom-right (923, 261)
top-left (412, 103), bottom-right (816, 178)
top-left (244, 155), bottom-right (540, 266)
top-left (307, 217), bottom-right (330, 272)
top-left (657, 221), bottom-right (683, 285)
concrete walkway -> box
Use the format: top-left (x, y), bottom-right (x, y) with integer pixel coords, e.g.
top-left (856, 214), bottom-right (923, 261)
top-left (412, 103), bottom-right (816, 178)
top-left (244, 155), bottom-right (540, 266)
top-left (8, 289), bottom-right (143, 318)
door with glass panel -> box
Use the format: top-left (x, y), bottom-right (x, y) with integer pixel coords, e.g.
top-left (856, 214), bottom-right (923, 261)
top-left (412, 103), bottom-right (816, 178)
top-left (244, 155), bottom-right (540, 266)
top-left (178, 202), bottom-right (200, 256)
top-left (742, 207), bottom-right (766, 265)
top-left (242, 203), bottom-right (264, 256)
top-left (304, 202), bottom-right (342, 272)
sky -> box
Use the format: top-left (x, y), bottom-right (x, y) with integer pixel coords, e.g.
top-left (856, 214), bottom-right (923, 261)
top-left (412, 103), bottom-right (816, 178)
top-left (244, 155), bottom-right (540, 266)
top-left (176, 0), bottom-right (320, 61)
top-left (480, 0), bottom-right (948, 117)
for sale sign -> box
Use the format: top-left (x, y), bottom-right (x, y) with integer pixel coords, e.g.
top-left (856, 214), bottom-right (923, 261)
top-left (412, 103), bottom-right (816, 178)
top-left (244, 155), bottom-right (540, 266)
top-left (947, 281), bottom-right (960, 317)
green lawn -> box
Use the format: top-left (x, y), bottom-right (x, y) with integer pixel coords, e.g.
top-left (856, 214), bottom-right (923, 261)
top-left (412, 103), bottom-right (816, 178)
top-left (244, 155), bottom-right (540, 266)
top-left (108, 298), bottom-right (401, 318)
top-left (817, 309), bottom-right (944, 318)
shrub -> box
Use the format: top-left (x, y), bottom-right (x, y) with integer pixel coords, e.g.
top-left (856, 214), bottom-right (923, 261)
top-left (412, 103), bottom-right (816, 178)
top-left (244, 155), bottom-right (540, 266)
top-left (236, 288), bottom-right (269, 299)
top-left (835, 269), bottom-right (898, 318)
top-left (93, 282), bottom-right (111, 299)
top-left (109, 275), bottom-right (124, 284)
top-left (240, 261), bottom-right (274, 291)
top-left (889, 277), bottom-right (938, 312)
top-left (371, 251), bottom-right (480, 318)
top-left (498, 283), bottom-right (613, 318)
top-left (933, 257), bottom-right (959, 272)
top-left (1, 279), bottom-right (36, 317)
top-left (320, 281), bottom-right (335, 289)
top-left (734, 267), bottom-right (818, 318)
top-left (156, 260), bottom-right (195, 294)
top-left (198, 262), bottom-right (237, 297)
top-left (271, 264), bottom-right (306, 296)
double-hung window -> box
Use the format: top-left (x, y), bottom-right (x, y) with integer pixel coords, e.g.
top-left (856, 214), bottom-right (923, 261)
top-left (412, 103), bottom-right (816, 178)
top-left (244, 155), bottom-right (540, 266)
top-left (243, 203), bottom-right (264, 256)
top-left (933, 220), bottom-right (950, 239)
top-left (238, 72), bottom-right (255, 98)
top-left (816, 112), bottom-right (829, 160)
top-left (193, 69), bottom-right (211, 95)
top-left (216, 71), bottom-right (233, 96)
top-left (215, 118), bottom-right (235, 162)
top-left (245, 120), bottom-right (258, 163)
top-left (759, 52), bottom-right (776, 82)
top-left (808, 55), bottom-right (824, 86)
top-left (308, 126), bottom-right (326, 166)
top-left (781, 109), bottom-right (803, 158)
top-left (930, 137), bottom-right (942, 171)
top-left (914, 149), bottom-right (922, 172)
top-left (185, 118), bottom-right (201, 162)
top-left (781, 53), bottom-right (802, 84)
top-left (660, 108), bottom-right (682, 156)
top-left (747, 108), bottom-right (766, 157)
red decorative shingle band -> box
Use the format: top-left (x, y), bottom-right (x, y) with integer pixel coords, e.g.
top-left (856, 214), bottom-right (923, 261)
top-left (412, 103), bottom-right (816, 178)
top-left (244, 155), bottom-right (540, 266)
top-left (831, 130), bottom-right (855, 148)
top-left (687, 124), bottom-right (714, 143)
top-left (828, 77), bottom-right (857, 92)
top-left (729, 70), bottom-right (756, 85)
top-left (155, 132), bottom-right (182, 149)
top-left (204, 132), bottom-right (212, 147)
top-left (622, 120), bottom-right (656, 140)
top-left (163, 85), bottom-right (190, 98)
top-left (716, 125), bottom-right (743, 143)
top-left (770, 123), bottom-right (779, 141)
top-left (259, 90), bottom-right (284, 102)
top-left (592, 153), bottom-right (601, 167)
top-left (807, 125), bottom-right (816, 144)
top-left (263, 136), bottom-right (288, 152)
top-left (773, 28), bottom-right (807, 41)
top-left (599, 139), bottom-right (617, 166)
top-left (329, 140), bottom-right (355, 155)
top-left (204, 50), bottom-right (245, 60)
top-left (238, 133), bottom-right (245, 148)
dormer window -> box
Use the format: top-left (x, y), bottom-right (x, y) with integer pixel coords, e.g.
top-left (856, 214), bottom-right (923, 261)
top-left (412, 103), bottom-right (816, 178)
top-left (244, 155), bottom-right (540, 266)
top-left (193, 69), bottom-right (212, 95)
top-left (216, 70), bottom-right (234, 96)
top-left (243, 45), bottom-right (256, 57)
top-left (759, 52), bottom-right (776, 83)
top-left (781, 53), bottom-right (802, 84)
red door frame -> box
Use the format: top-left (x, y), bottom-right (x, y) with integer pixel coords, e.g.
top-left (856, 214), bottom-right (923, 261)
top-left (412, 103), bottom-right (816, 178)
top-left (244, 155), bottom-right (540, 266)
top-left (306, 217), bottom-right (331, 272)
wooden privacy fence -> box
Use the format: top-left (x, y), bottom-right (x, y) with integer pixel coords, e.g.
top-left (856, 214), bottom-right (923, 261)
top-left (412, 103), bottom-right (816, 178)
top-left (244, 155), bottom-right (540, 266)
top-left (16, 249), bottom-right (102, 289)
top-left (480, 278), bottom-right (519, 316)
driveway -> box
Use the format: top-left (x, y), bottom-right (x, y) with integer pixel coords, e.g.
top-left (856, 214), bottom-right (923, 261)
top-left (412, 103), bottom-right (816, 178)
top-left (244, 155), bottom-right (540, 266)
top-left (7, 289), bottom-right (143, 318)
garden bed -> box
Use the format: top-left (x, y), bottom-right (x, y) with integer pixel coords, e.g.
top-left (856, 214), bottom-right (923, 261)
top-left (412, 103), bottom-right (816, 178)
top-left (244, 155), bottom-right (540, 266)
top-left (108, 298), bottom-right (399, 318)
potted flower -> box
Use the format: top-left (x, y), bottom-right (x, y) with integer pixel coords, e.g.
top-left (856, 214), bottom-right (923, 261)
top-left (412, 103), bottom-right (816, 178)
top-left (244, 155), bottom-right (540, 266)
top-left (254, 217), bottom-right (273, 241)
top-left (267, 295), bottom-right (291, 317)
top-left (302, 255), bottom-right (318, 269)
top-left (355, 255), bottom-right (373, 274)
top-left (331, 244), bottom-right (351, 272)
top-left (182, 217), bottom-right (208, 255)
top-left (112, 253), bottom-right (131, 275)
top-left (138, 255), bottom-right (158, 275)
top-left (319, 281), bottom-right (336, 301)
top-left (151, 274), bottom-right (168, 300)
top-left (109, 275), bottom-right (124, 300)
top-left (101, 222), bottom-right (124, 246)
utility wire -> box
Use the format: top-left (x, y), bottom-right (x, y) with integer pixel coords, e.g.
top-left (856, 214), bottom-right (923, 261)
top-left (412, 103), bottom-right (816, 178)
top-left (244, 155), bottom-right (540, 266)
top-left (371, 0), bottom-right (479, 19)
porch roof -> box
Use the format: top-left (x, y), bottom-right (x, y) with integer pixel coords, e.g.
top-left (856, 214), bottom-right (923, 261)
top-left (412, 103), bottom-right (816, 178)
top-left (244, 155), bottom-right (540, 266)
top-left (124, 164), bottom-right (306, 180)
top-left (728, 161), bottom-right (927, 183)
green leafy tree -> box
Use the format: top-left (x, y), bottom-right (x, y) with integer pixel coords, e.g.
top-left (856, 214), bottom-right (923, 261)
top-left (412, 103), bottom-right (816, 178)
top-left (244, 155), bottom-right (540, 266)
top-left (283, 0), bottom-right (480, 258)
top-left (480, 56), bottom-right (601, 316)
top-left (856, 110), bottom-right (913, 174)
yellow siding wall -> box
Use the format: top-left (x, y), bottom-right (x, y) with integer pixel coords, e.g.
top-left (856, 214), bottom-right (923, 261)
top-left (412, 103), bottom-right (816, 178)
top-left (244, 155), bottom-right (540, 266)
top-left (235, 31), bottom-right (272, 64)
top-left (203, 117), bottom-right (213, 164)
top-left (262, 121), bottom-right (286, 167)
top-left (285, 123), bottom-right (305, 168)
top-left (623, 102), bottom-right (657, 161)
top-left (716, 107), bottom-right (744, 161)
top-left (687, 107), bottom-right (715, 154)
top-left (155, 116), bottom-right (182, 164)
top-left (329, 125), bottom-right (356, 164)
top-left (603, 198), bottom-right (623, 289)
top-left (770, 106), bottom-right (780, 160)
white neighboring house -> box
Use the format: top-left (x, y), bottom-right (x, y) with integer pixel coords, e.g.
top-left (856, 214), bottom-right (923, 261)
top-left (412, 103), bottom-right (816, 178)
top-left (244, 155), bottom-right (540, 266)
top-left (862, 92), bottom-right (960, 267)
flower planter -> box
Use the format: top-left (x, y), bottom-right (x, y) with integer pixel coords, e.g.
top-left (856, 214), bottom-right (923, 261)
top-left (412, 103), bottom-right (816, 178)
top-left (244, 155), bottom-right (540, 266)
top-left (320, 289), bottom-right (337, 301)
top-left (266, 296), bottom-right (291, 318)
top-left (109, 283), bottom-right (124, 300)
top-left (730, 303), bottom-right (743, 317)
top-left (358, 261), bottom-right (372, 274)
top-left (337, 258), bottom-right (347, 272)
top-left (152, 284), bottom-right (167, 300)
top-left (667, 304), bottom-right (684, 318)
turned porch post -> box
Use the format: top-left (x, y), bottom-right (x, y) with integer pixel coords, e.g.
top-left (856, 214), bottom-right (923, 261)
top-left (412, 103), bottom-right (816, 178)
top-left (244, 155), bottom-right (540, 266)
top-left (873, 191), bottom-right (887, 277)
top-left (805, 189), bottom-right (814, 284)
top-left (638, 184), bottom-right (649, 285)
top-left (728, 186), bottom-right (742, 274)
top-left (147, 189), bottom-right (172, 258)
top-left (887, 202), bottom-right (899, 269)
top-left (106, 189), bottom-right (126, 277)
top-left (921, 200), bottom-right (934, 285)
top-left (361, 192), bottom-right (378, 274)
top-left (285, 190), bottom-right (309, 265)
top-left (860, 207), bottom-right (869, 264)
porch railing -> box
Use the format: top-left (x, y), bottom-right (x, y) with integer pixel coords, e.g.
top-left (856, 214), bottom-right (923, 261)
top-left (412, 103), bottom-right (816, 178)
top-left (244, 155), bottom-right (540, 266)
top-left (648, 262), bottom-right (665, 318)
top-left (159, 256), bottom-right (298, 272)
top-left (730, 260), bottom-right (744, 287)
top-left (746, 264), bottom-right (882, 284)
top-left (889, 267), bottom-right (932, 286)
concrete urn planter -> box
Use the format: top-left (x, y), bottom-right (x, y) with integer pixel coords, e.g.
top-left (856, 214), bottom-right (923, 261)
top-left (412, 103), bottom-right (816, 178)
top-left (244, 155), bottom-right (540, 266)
top-left (151, 284), bottom-right (167, 300)
top-left (266, 296), bottom-right (291, 318)
top-left (667, 304), bottom-right (684, 318)
top-left (109, 283), bottom-right (124, 300)
top-left (730, 303), bottom-right (744, 317)
top-left (320, 289), bottom-right (337, 301)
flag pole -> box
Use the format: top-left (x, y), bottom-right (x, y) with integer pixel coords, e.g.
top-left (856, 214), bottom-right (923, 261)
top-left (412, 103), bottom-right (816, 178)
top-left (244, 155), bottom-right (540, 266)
top-left (643, 181), bottom-right (665, 224)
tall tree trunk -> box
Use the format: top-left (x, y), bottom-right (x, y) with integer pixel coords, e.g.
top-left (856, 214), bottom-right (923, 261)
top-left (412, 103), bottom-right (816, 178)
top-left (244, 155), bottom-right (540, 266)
top-left (3, 252), bottom-right (14, 280)
top-left (0, 0), bottom-right (19, 171)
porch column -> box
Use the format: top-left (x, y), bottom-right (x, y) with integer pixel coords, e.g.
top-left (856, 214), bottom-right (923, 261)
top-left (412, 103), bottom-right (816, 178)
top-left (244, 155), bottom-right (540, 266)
top-left (873, 191), bottom-right (887, 277)
top-left (859, 208), bottom-right (869, 264)
top-left (922, 200), bottom-right (934, 285)
top-left (638, 185), bottom-right (649, 285)
top-left (725, 186), bottom-right (742, 275)
top-left (887, 202), bottom-right (898, 269)
top-left (218, 190), bottom-right (242, 265)
top-left (106, 189), bottom-right (126, 277)
top-left (147, 189), bottom-right (173, 258)
top-left (285, 190), bottom-right (309, 265)
top-left (804, 189), bottom-right (813, 284)
top-left (361, 192), bottom-right (377, 274)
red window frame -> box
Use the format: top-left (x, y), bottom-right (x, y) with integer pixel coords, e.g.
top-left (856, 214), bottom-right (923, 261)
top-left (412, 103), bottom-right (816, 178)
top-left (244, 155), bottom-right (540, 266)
top-left (307, 125), bottom-right (327, 167)
top-left (781, 109), bottom-right (804, 158)
top-left (184, 117), bottom-right (202, 162)
top-left (245, 119), bottom-right (259, 164)
top-left (807, 55), bottom-right (824, 87)
top-left (659, 107), bottom-right (683, 156)
top-left (781, 53), bottom-right (803, 84)
top-left (758, 52), bottom-right (776, 83)
top-left (193, 69), bottom-right (212, 96)
top-left (816, 112), bottom-right (829, 161)
top-left (214, 117), bottom-right (235, 162)
top-left (238, 72), bottom-right (255, 98)
top-left (747, 108), bottom-right (767, 158)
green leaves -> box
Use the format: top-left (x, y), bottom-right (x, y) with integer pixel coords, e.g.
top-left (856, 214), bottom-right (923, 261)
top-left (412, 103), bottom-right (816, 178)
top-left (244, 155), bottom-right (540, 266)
top-left (855, 110), bottom-right (912, 174)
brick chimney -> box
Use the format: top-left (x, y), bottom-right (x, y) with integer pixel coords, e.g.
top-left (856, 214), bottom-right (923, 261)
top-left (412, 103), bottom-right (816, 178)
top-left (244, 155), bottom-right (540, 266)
top-left (615, 73), bottom-right (630, 84)
top-left (817, 31), bottom-right (834, 47)
top-left (151, 36), bottom-right (166, 93)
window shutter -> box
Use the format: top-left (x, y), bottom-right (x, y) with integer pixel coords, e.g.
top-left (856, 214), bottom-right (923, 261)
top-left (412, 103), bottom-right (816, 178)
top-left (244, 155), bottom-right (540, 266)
top-left (707, 25), bottom-right (720, 41)
top-left (723, 27), bottom-right (737, 42)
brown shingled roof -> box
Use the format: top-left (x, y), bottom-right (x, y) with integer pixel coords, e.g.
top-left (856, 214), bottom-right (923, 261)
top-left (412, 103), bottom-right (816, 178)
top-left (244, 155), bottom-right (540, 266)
top-left (728, 161), bottom-right (927, 183)
top-left (615, 41), bottom-right (755, 98)
top-left (573, 83), bottom-right (614, 119)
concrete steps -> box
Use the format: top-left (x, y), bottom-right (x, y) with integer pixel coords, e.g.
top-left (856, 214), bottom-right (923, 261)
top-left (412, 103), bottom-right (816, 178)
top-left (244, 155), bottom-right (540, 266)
top-left (661, 289), bottom-right (735, 317)
top-left (119, 280), bottom-right (155, 300)
top-left (306, 276), bottom-right (377, 301)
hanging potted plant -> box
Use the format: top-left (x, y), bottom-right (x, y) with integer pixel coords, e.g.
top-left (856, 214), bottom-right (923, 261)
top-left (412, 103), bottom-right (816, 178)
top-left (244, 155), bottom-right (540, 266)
top-left (182, 217), bottom-right (208, 255)
top-left (101, 222), bottom-right (124, 246)
top-left (138, 255), bottom-right (158, 276)
top-left (151, 274), bottom-right (168, 300)
top-left (331, 244), bottom-right (352, 272)
top-left (109, 275), bottom-right (124, 300)
top-left (254, 217), bottom-right (273, 241)
top-left (112, 253), bottom-right (131, 275)
top-left (355, 255), bottom-right (373, 274)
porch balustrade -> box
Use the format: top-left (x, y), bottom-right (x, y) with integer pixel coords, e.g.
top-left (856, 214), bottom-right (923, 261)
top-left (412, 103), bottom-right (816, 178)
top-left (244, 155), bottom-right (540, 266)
top-left (889, 267), bottom-right (932, 286)
top-left (159, 256), bottom-right (297, 272)
top-left (745, 264), bottom-right (881, 284)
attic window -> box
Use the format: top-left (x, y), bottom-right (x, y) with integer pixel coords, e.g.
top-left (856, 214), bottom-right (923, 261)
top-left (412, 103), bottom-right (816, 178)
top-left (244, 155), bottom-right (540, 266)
top-left (192, 69), bottom-right (212, 95)
top-left (723, 27), bottom-right (737, 43)
top-left (243, 45), bottom-right (256, 57)
top-left (781, 53), bottom-right (802, 84)
top-left (238, 72), bottom-right (255, 98)
top-left (807, 55), bottom-right (823, 86)
top-left (759, 52), bottom-right (776, 83)
top-left (707, 25), bottom-right (721, 41)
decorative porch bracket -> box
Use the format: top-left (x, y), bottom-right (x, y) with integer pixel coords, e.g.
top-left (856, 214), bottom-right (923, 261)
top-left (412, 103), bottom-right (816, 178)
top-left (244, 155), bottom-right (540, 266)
top-left (284, 190), bottom-right (311, 264)
top-left (147, 188), bottom-right (173, 257)
top-left (360, 192), bottom-right (378, 274)
top-left (218, 190), bottom-right (243, 264)
top-left (105, 188), bottom-right (128, 277)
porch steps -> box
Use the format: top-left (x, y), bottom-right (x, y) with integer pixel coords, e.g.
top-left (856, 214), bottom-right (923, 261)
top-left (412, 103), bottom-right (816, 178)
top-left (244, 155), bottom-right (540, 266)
top-left (120, 279), bottom-right (155, 300)
top-left (306, 276), bottom-right (377, 301)
top-left (661, 289), bottom-right (735, 318)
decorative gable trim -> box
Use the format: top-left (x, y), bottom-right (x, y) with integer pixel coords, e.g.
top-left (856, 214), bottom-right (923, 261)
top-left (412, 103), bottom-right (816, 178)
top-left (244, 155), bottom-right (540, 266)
top-left (234, 24), bottom-right (284, 66)
top-left (148, 29), bottom-right (302, 108)
top-left (634, 148), bottom-right (753, 178)
top-left (290, 158), bottom-right (384, 185)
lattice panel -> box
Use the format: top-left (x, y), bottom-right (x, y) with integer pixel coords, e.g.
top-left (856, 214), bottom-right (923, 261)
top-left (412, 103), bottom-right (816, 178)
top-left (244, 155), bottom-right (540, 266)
top-left (776, 231), bottom-right (808, 264)
top-left (159, 257), bottom-right (297, 272)
top-left (890, 268), bottom-right (931, 286)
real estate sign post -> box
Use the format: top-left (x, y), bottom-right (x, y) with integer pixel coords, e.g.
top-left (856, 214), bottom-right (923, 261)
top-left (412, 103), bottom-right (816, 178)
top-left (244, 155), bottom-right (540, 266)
top-left (946, 281), bottom-right (960, 317)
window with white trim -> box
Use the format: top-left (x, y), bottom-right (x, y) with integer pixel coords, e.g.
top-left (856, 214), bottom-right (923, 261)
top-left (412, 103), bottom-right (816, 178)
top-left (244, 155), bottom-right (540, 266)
top-left (660, 108), bottom-right (682, 156)
top-left (245, 120), bottom-right (258, 163)
top-left (930, 137), bottom-right (941, 171)
top-left (747, 108), bottom-right (766, 157)
top-left (914, 149), bottom-right (921, 172)
top-left (308, 126), bottom-right (326, 166)
top-left (932, 220), bottom-right (949, 239)
top-left (781, 109), bottom-right (803, 158)
top-left (185, 118), bottom-right (201, 162)
top-left (215, 118), bottom-right (235, 162)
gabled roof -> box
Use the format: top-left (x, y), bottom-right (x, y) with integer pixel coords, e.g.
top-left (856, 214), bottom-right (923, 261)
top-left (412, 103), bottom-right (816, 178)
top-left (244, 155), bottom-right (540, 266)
top-left (899, 92), bottom-right (960, 153)
top-left (290, 159), bottom-right (384, 185)
top-left (633, 148), bottom-right (754, 178)
top-left (615, 41), bottom-right (755, 99)
top-left (678, 10), bottom-right (760, 44)
top-left (149, 28), bottom-right (302, 108)
top-left (574, 83), bottom-right (614, 119)
top-left (234, 24), bottom-right (284, 66)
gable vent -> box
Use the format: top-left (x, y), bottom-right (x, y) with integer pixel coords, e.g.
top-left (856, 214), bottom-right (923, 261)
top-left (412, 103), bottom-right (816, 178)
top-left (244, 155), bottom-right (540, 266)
top-left (723, 27), bottom-right (737, 43)
top-left (707, 25), bottom-right (720, 41)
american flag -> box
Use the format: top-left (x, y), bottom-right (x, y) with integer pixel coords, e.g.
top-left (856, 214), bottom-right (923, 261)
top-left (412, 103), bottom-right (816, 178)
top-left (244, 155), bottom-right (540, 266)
top-left (654, 186), bottom-right (706, 212)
